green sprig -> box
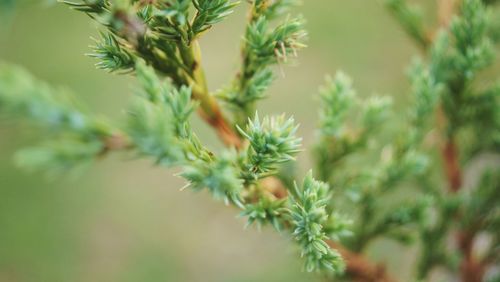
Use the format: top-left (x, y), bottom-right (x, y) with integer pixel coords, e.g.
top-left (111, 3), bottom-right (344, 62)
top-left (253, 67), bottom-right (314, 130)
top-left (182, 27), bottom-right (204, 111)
top-left (289, 171), bottom-right (345, 273)
top-left (238, 113), bottom-right (301, 181)
top-left (191, 0), bottom-right (240, 36)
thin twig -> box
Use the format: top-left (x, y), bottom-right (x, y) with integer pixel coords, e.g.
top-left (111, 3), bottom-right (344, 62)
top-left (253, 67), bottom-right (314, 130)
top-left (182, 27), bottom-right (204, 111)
top-left (328, 242), bottom-right (397, 282)
top-left (442, 138), bottom-right (463, 192)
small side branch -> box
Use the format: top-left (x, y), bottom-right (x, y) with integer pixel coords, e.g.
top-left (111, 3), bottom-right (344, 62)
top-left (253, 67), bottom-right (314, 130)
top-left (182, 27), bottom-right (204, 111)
top-left (264, 177), bottom-right (398, 282)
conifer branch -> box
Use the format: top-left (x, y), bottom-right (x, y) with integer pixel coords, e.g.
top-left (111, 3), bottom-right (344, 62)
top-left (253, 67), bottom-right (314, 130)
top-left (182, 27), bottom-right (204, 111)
top-left (64, 0), bottom-right (243, 147)
top-left (0, 0), bottom-right (498, 281)
top-left (258, 177), bottom-right (398, 281)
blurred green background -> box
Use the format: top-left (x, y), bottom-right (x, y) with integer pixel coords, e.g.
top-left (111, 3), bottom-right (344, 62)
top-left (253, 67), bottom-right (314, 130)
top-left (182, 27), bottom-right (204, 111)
top-left (0, 1), bottom-right (430, 281)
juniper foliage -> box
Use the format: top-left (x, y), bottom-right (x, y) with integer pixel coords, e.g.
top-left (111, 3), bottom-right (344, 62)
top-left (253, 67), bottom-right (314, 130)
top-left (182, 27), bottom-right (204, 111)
top-left (315, 0), bottom-right (499, 280)
top-left (0, 0), bottom-right (498, 281)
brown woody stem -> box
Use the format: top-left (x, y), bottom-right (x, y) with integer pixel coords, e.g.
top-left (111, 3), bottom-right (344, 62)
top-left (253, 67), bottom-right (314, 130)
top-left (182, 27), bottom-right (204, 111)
top-left (442, 138), bottom-right (462, 192)
top-left (328, 242), bottom-right (397, 282)
top-left (441, 137), bottom-right (484, 281)
top-left (457, 230), bottom-right (486, 282)
top-left (181, 41), bottom-right (243, 149)
top-left (193, 85), bottom-right (243, 149)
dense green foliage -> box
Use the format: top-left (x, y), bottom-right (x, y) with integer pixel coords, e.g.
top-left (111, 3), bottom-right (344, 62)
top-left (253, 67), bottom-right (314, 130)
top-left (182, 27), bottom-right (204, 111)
top-left (0, 0), bottom-right (498, 281)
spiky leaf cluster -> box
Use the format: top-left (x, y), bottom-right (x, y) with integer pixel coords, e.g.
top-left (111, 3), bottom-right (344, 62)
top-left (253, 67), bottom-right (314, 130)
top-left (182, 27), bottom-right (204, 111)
top-left (241, 196), bottom-right (287, 230)
top-left (218, 0), bottom-right (306, 126)
top-left (89, 32), bottom-right (135, 73)
top-left (238, 114), bottom-right (301, 181)
top-left (244, 16), bottom-right (306, 69)
top-left (64, 0), bottom-right (238, 83)
top-left (289, 172), bottom-right (345, 273)
top-left (191, 0), bottom-right (239, 35)
top-left (181, 156), bottom-right (244, 207)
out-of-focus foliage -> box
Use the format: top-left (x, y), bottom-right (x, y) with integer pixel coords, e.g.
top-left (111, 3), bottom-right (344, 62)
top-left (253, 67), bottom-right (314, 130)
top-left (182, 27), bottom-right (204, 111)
top-left (317, 0), bottom-right (500, 279)
top-left (0, 64), bottom-right (116, 175)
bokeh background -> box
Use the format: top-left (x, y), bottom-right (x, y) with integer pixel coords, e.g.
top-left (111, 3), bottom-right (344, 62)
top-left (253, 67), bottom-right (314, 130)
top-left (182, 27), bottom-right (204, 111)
top-left (0, 1), bottom-right (445, 281)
